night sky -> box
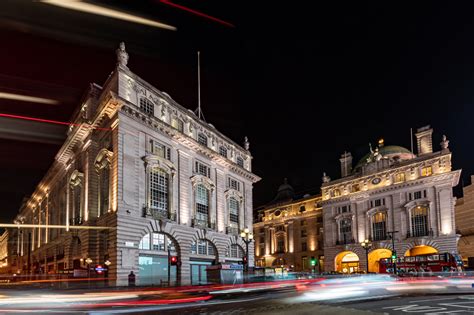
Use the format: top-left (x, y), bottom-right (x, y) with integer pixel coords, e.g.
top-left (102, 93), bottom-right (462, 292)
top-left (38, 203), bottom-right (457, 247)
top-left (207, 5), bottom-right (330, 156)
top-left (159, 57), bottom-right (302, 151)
top-left (1, 2), bottom-right (474, 224)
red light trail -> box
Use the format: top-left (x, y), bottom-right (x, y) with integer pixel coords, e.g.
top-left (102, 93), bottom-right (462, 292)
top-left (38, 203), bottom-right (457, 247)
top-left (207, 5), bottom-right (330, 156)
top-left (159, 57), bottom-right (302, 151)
top-left (0, 113), bottom-right (111, 131)
top-left (160, 0), bottom-right (235, 28)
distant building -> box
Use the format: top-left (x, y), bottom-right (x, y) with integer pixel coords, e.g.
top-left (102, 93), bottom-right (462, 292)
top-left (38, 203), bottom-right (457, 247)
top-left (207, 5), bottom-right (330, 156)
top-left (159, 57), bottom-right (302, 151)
top-left (455, 175), bottom-right (474, 268)
top-left (321, 126), bottom-right (460, 273)
top-left (10, 43), bottom-right (260, 285)
top-left (253, 180), bottom-right (324, 272)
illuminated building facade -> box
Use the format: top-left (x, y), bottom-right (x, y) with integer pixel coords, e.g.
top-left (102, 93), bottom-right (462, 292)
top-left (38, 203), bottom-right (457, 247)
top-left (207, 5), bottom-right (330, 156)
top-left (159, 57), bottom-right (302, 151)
top-left (321, 126), bottom-right (460, 273)
top-left (455, 175), bottom-right (474, 268)
top-left (10, 43), bottom-right (260, 285)
top-left (253, 180), bottom-right (324, 272)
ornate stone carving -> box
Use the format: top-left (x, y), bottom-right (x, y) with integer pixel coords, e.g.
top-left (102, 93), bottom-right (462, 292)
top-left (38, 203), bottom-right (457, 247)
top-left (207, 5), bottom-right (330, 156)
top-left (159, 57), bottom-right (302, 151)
top-left (440, 135), bottom-right (450, 151)
top-left (244, 136), bottom-right (250, 150)
top-left (95, 148), bottom-right (113, 171)
top-left (322, 172), bottom-right (331, 183)
top-left (69, 170), bottom-right (84, 187)
top-left (116, 42), bottom-right (129, 68)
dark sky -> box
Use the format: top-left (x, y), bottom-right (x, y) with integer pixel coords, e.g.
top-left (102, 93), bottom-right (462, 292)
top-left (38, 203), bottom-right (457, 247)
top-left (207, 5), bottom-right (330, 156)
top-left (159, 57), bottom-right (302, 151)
top-left (0, 1), bottom-right (474, 223)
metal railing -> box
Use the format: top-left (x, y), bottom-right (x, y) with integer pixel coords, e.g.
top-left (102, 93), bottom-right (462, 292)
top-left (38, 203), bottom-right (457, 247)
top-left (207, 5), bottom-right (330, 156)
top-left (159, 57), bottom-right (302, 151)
top-left (226, 226), bottom-right (239, 235)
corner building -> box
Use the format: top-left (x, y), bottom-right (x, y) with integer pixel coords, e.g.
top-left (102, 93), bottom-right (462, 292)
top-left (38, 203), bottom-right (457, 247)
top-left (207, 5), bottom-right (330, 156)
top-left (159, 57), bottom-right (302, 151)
top-left (321, 126), bottom-right (460, 273)
top-left (11, 43), bottom-right (260, 285)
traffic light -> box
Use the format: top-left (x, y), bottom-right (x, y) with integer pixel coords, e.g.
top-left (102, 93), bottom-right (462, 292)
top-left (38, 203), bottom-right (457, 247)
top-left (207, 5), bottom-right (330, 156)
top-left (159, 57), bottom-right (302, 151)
top-left (169, 256), bottom-right (178, 266)
top-left (310, 256), bottom-right (317, 266)
top-left (243, 256), bottom-right (248, 265)
top-left (391, 251), bottom-right (397, 262)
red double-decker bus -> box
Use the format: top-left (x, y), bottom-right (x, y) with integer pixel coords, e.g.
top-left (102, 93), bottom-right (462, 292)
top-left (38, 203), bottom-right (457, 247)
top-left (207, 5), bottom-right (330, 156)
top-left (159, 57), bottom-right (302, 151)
top-left (379, 253), bottom-right (463, 274)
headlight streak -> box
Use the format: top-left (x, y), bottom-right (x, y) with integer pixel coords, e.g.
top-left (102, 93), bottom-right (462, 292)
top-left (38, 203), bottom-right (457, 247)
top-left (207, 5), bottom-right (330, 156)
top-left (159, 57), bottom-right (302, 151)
top-left (0, 92), bottom-right (59, 105)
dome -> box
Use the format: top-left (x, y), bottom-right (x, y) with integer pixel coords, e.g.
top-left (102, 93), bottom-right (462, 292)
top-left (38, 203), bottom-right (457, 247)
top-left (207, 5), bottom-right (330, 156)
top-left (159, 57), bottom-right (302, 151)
top-left (268, 178), bottom-right (295, 205)
top-left (354, 145), bottom-right (415, 170)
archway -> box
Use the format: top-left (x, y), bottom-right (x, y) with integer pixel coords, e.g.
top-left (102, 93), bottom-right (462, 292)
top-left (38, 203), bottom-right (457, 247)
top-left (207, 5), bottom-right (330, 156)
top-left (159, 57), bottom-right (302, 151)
top-left (335, 251), bottom-right (359, 273)
top-left (405, 245), bottom-right (438, 257)
top-left (368, 249), bottom-right (392, 273)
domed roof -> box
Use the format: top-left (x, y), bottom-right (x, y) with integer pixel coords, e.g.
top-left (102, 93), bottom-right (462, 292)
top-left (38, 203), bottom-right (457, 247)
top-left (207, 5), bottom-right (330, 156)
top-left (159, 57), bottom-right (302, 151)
top-left (354, 145), bottom-right (415, 170)
top-left (268, 178), bottom-right (295, 205)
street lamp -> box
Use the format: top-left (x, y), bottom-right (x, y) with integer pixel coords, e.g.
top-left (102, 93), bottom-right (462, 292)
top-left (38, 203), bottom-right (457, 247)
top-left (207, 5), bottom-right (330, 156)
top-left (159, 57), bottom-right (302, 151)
top-left (104, 260), bottom-right (111, 286)
top-left (85, 257), bottom-right (92, 287)
top-left (240, 228), bottom-right (253, 272)
top-left (360, 239), bottom-right (372, 274)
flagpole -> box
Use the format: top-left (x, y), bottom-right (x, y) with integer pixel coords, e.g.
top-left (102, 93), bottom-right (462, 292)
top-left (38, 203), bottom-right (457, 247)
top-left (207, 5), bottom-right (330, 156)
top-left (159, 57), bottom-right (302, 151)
top-left (197, 51), bottom-right (201, 120)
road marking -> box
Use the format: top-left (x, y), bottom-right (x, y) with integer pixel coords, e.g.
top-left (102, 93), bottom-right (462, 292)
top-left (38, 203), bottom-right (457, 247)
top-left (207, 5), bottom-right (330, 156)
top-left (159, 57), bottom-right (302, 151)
top-left (409, 297), bottom-right (457, 303)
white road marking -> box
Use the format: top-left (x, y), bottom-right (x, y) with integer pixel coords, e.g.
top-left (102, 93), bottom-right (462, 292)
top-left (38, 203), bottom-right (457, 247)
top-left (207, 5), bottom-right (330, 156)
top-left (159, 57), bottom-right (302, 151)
top-left (409, 297), bottom-right (458, 303)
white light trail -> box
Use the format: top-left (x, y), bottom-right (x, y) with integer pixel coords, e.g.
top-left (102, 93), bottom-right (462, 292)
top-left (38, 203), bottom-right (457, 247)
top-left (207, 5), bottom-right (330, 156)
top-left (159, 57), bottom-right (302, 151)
top-left (40, 0), bottom-right (177, 31)
top-left (0, 92), bottom-right (58, 105)
top-left (3, 223), bottom-right (113, 230)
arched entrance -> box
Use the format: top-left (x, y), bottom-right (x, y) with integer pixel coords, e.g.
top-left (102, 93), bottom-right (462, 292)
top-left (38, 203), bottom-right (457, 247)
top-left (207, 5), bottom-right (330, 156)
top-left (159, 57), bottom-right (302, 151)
top-left (189, 239), bottom-right (218, 285)
top-left (138, 232), bottom-right (179, 286)
top-left (405, 245), bottom-right (438, 257)
top-left (368, 249), bottom-right (392, 273)
top-left (335, 251), bottom-right (359, 273)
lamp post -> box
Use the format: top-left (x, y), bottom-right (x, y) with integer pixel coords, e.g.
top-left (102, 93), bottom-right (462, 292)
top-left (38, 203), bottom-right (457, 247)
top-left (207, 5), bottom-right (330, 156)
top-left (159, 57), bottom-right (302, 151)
top-left (104, 260), bottom-right (111, 286)
top-left (240, 228), bottom-right (253, 273)
top-left (360, 239), bottom-right (372, 274)
top-left (387, 231), bottom-right (399, 275)
top-left (85, 257), bottom-right (92, 288)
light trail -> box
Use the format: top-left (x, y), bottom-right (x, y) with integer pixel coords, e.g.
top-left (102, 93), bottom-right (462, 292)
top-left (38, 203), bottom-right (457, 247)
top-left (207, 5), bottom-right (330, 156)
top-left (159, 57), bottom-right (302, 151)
top-left (0, 92), bottom-right (59, 105)
top-left (3, 223), bottom-right (114, 230)
top-left (0, 113), bottom-right (111, 131)
top-left (160, 0), bottom-right (235, 28)
top-left (41, 0), bottom-right (176, 31)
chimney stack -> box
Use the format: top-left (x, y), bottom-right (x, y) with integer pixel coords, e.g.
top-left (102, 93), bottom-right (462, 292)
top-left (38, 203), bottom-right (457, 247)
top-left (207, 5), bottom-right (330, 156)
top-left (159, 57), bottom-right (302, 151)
top-left (340, 151), bottom-right (353, 177)
top-left (415, 125), bottom-right (433, 156)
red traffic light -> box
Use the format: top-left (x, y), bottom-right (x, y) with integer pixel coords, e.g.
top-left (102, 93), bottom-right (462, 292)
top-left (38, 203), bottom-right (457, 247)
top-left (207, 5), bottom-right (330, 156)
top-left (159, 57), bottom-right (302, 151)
top-left (243, 256), bottom-right (248, 264)
top-left (170, 256), bottom-right (178, 265)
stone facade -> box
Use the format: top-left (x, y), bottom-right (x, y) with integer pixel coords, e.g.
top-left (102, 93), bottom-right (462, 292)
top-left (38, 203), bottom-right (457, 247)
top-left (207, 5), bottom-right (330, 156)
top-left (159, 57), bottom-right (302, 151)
top-left (455, 175), bottom-right (474, 268)
top-left (321, 126), bottom-right (460, 273)
top-left (9, 43), bottom-right (260, 285)
top-left (253, 181), bottom-right (324, 272)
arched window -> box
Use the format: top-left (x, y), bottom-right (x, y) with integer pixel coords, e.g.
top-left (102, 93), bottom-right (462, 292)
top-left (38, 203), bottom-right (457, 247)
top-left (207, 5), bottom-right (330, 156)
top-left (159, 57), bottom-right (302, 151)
top-left (372, 212), bottom-right (387, 241)
top-left (139, 233), bottom-right (176, 252)
top-left (195, 184), bottom-right (209, 227)
top-left (236, 156), bottom-right (244, 167)
top-left (69, 171), bottom-right (84, 225)
top-left (149, 168), bottom-right (169, 215)
top-left (191, 239), bottom-right (215, 256)
top-left (198, 133), bottom-right (208, 146)
top-left (139, 233), bottom-right (151, 250)
top-left (411, 206), bottom-right (429, 237)
top-left (219, 146), bottom-right (227, 158)
top-left (339, 218), bottom-right (352, 244)
top-left (139, 98), bottom-right (154, 116)
top-left (98, 167), bottom-right (109, 216)
top-left (229, 197), bottom-right (239, 227)
top-left (228, 244), bottom-right (244, 258)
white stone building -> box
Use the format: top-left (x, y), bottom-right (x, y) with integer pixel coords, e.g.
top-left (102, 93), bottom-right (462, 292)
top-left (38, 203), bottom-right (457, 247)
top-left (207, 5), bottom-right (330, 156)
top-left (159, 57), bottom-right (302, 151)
top-left (321, 126), bottom-right (460, 273)
top-left (11, 43), bottom-right (260, 285)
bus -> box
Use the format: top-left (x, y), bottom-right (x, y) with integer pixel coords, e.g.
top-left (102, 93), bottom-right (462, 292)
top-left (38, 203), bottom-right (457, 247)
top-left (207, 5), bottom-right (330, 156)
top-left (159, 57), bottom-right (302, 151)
top-left (379, 253), bottom-right (463, 274)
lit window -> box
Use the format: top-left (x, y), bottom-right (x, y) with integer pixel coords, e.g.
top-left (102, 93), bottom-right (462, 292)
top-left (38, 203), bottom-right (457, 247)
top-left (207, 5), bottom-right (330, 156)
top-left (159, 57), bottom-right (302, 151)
top-left (411, 206), bottom-right (429, 237)
top-left (372, 212), bottom-right (387, 241)
top-left (351, 184), bottom-right (360, 193)
top-left (339, 219), bottom-right (352, 244)
top-left (219, 146), bottom-right (228, 158)
top-left (421, 166), bottom-right (433, 177)
top-left (171, 118), bottom-right (184, 132)
top-left (229, 197), bottom-right (239, 226)
top-left (139, 98), bottom-right (154, 116)
top-left (198, 133), bottom-right (208, 146)
top-left (149, 168), bottom-right (169, 212)
top-left (394, 173), bottom-right (406, 183)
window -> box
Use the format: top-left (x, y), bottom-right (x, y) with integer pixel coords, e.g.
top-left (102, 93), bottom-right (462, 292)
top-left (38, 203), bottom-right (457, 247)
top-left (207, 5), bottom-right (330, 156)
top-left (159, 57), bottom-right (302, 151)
top-left (229, 197), bottom-right (239, 225)
top-left (339, 219), bottom-right (352, 244)
top-left (277, 237), bottom-right (285, 253)
top-left (351, 184), bottom-right (360, 193)
top-left (339, 205), bottom-right (350, 213)
top-left (195, 184), bottom-right (209, 223)
top-left (414, 191), bottom-right (422, 200)
top-left (98, 167), bottom-right (109, 216)
top-left (139, 98), bottom-right (154, 115)
top-left (259, 236), bottom-right (264, 243)
top-left (72, 184), bottom-right (82, 224)
top-left (228, 177), bottom-right (240, 191)
top-left (301, 242), bottom-right (307, 251)
top-left (198, 133), bottom-right (208, 146)
top-left (152, 233), bottom-right (165, 251)
top-left (149, 139), bottom-right (171, 160)
top-left (229, 244), bottom-right (244, 258)
top-left (316, 216), bottom-right (323, 223)
top-left (411, 206), bottom-right (429, 237)
top-left (191, 239), bottom-right (215, 256)
top-left (394, 173), bottom-right (406, 183)
top-left (219, 146), bottom-right (228, 158)
top-left (259, 243), bottom-right (264, 255)
top-left (301, 229), bottom-right (307, 237)
top-left (372, 212), bottom-right (387, 241)
top-left (301, 219), bottom-right (307, 227)
top-left (332, 189), bottom-right (341, 197)
top-left (236, 156), bottom-right (244, 167)
top-left (171, 118), bottom-right (184, 132)
top-left (302, 256), bottom-right (308, 270)
top-left (149, 168), bottom-right (169, 212)
top-left (139, 233), bottom-right (150, 250)
top-left (421, 166), bottom-right (433, 177)
top-left (299, 205), bottom-right (306, 212)
top-left (195, 161), bottom-right (210, 177)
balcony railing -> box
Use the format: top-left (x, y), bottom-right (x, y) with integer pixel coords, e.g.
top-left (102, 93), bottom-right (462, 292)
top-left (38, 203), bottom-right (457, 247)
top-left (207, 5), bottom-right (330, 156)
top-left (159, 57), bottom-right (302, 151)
top-left (144, 207), bottom-right (176, 221)
top-left (406, 229), bottom-right (434, 238)
top-left (336, 238), bottom-right (355, 245)
top-left (192, 218), bottom-right (215, 230)
top-left (369, 234), bottom-right (390, 242)
top-left (69, 217), bottom-right (83, 225)
top-left (226, 226), bottom-right (239, 235)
